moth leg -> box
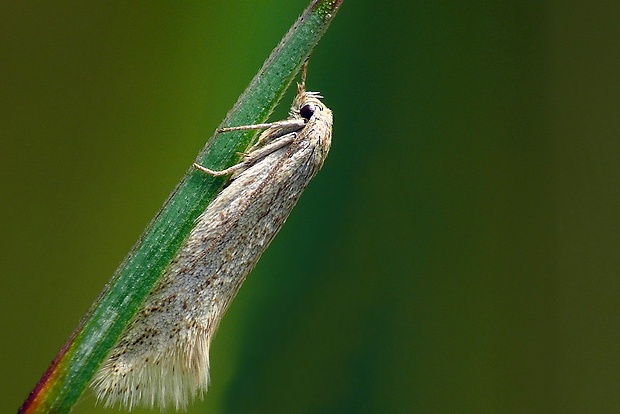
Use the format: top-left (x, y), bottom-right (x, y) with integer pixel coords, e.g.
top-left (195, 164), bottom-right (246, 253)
top-left (193, 163), bottom-right (241, 177)
top-left (193, 132), bottom-right (296, 177)
top-left (251, 120), bottom-right (308, 151)
top-left (243, 132), bottom-right (296, 162)
top-left (217, 119), bottom-right (305, 133)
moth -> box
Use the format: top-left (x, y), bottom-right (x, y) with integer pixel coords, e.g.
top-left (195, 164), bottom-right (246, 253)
top-left (91, 64), bottom-right (333, 410)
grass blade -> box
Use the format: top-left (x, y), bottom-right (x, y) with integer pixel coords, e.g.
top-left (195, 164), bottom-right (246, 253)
top-left (19, 1), bottom-right (343, 412)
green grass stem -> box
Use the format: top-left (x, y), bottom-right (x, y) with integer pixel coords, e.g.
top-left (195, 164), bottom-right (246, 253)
top-left (19, 1), bottom-right (343, 412)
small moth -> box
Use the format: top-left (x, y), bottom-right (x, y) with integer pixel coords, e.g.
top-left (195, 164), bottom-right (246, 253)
top-left (91, 64), bottom-right (333, 410)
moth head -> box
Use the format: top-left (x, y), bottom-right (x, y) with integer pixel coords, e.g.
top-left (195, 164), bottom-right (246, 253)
top-left (293, 91), bottom-right (324, 120)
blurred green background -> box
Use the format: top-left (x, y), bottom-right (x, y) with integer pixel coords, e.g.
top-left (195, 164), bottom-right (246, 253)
top-left (2, 1), bottom-right (619, 413)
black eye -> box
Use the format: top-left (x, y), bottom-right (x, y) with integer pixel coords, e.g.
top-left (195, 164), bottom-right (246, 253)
top-left (300, 104), bottom-right (316, 120)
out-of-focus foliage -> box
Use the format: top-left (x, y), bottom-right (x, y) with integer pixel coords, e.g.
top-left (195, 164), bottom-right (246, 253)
top-left (3, 1), bottom-right (619, 413)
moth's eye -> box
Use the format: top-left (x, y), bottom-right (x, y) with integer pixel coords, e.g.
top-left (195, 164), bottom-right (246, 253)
top-left (300, 104), bottom-right (316, 120)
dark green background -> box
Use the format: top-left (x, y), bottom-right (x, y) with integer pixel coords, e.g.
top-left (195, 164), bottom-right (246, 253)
top-left (3, 1), bottom-right (619, 413)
